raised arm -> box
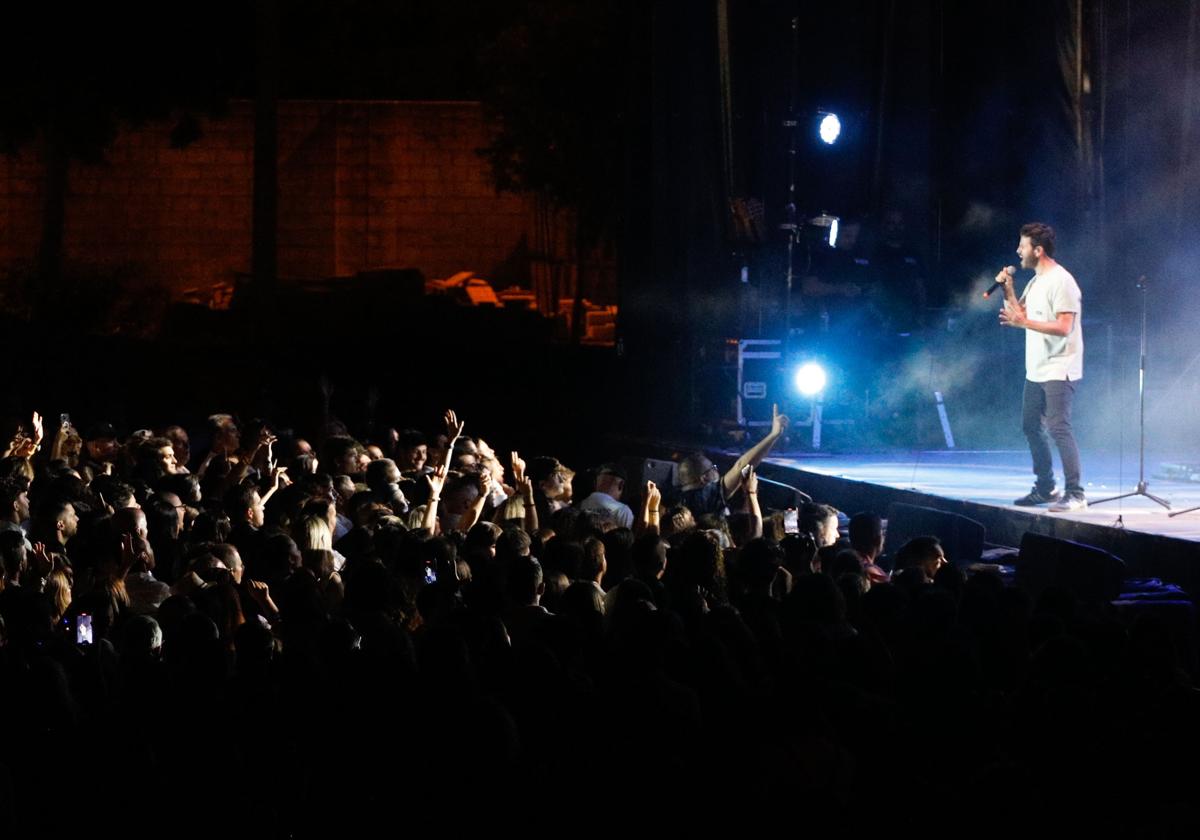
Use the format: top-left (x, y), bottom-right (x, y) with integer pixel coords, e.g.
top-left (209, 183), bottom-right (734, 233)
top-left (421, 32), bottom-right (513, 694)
top-left (456, 470), bottom-right (491, 533)
top-left (246, 427), bottom-right (278, 472)
top-left (444, 409), bottom-right (465, 452)
top-left (744, 467), bottom-right (762, 540)
top-left (722, 404), bottom-right (789, 498)
top-left (511, 451), bottom-right (538, 534)
top-left (50, 419), bottom-right (75, 462)
top-left (422, 464), bottom-right (448, 532)
top-left (246, 579), bottom-right (281, 622)
top-left (6, 411), bottom-right (44, 461)
top-left (259, 466), bottom-right (290, 506)
top-left (638, 480), bottom-right (661, 535)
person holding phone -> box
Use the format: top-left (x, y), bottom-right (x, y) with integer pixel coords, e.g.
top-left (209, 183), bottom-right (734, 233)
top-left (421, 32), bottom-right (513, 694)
top-left (675, 404), bottom-right (790, 517)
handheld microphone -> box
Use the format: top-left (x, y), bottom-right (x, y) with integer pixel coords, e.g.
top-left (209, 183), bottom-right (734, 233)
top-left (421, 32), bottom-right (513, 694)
top-left (983, 265), bottom-right (1015, 299)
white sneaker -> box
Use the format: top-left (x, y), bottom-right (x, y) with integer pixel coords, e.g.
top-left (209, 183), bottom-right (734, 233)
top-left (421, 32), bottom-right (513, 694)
top-left (1049, 493), bottom-right (1087, 512)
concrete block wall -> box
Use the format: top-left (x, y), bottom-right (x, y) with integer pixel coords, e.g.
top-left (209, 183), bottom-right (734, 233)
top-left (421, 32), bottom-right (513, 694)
top-left (0, 100), bottom-right (535, 298)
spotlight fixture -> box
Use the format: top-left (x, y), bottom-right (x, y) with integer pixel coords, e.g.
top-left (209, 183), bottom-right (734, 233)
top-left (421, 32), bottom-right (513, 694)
top-left (793, 362), bottom-right (828, 397)
top-left (817, 111), bottom-right (841, 145)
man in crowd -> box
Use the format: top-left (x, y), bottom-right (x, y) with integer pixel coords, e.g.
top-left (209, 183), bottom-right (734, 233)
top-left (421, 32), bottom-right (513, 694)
top-left (578, 463), bottom-right (633, 529)
top-left (675, 403), bottom-right (790, 517)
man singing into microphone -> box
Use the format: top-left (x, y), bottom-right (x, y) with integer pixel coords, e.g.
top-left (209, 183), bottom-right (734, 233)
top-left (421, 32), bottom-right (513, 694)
top-left (996, 222), bottom-right (1086, 511)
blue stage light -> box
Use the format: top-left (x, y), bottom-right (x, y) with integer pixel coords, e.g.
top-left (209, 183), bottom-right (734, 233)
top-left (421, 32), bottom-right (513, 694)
top-left (818, 112), bottom-right (841, 145)
top-left (793, 362), bottom-right (828, 397)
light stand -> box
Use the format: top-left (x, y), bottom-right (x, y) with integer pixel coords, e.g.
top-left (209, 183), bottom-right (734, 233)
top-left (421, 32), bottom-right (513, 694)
top-left (781, 15), bottom-right (800, 344)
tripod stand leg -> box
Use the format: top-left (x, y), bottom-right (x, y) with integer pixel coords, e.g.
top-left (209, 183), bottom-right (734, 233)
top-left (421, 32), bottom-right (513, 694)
top-left (1143, 491), bottom-right (1172, 509)
top-left (1090, 488), bottom-right (1171, 510)
top-left (1090, 490), bottom-right (1140, 505)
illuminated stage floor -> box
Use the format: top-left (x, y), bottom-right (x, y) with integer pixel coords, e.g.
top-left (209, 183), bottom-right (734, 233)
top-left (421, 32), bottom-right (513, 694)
top-left (762, 449), bottom-right (1200, 544)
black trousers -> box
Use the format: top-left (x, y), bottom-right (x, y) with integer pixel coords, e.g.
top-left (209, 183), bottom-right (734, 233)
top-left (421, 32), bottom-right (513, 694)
top-left (1022, 378), bottom-right (1083, 495)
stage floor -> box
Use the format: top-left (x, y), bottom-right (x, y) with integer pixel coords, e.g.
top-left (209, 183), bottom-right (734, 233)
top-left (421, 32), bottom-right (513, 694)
top-left (763, 448), bottom-right (1200, 543)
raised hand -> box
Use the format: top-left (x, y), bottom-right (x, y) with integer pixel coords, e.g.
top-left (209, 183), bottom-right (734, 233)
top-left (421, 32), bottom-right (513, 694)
top-left (30, 542), bottom-right (53, 578)
top-left (10, 435), bottom-right (36, 459)
top-left (645, 480), bottom-right (661, 510)
top-left (243, 428), bottom-right (276, 471)
top-left (744, 466), bottom-right (758, 495)
top-left (421, 463), bottom-right (450, 532)
top-left (511, 451), bottom-right (526, 483)
top-left (270, 465), bottom-right (290, 491)
top-left (444, 409), bottom-right (465, 443)
top-left (426, 463), bottom-right (448, 498)
top-left (771, 403), bottom-right (790, 436)
top-left (246, 579), bottom-right (272, 606)
top-left (515, 475), bottom-right (534, 501)
top-left (29, 411), bottom-right (44, 447)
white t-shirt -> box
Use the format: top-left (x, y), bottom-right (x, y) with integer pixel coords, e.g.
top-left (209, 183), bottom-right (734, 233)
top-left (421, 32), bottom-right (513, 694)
top-left (579, 491), bottom-right (634, 529)
top-left (1019, 264), bottom-right (1083, 382)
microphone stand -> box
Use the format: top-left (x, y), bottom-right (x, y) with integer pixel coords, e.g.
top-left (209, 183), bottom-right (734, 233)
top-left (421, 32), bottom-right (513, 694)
top-left (755, 474), bottom-right (812, 505)
top-left (1091, 277), bottom-right (1171, 511)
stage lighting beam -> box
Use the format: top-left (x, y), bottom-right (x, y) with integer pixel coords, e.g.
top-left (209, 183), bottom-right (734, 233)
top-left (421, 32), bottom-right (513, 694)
top-left (793, 362), bottom-right (827, 397)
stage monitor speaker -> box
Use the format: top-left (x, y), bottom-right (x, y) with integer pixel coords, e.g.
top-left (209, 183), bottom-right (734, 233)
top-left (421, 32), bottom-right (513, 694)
top-left (1015, 532), bottom-right (1126, 604)
top-left (882, 502), bottom-right (986, 570)
top-left (620, 457), bottom-right (679, 512)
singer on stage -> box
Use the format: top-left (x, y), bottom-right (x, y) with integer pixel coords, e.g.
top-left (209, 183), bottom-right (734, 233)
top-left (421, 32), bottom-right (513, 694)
top-left (995, 222), bottom-right (1086, 511)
